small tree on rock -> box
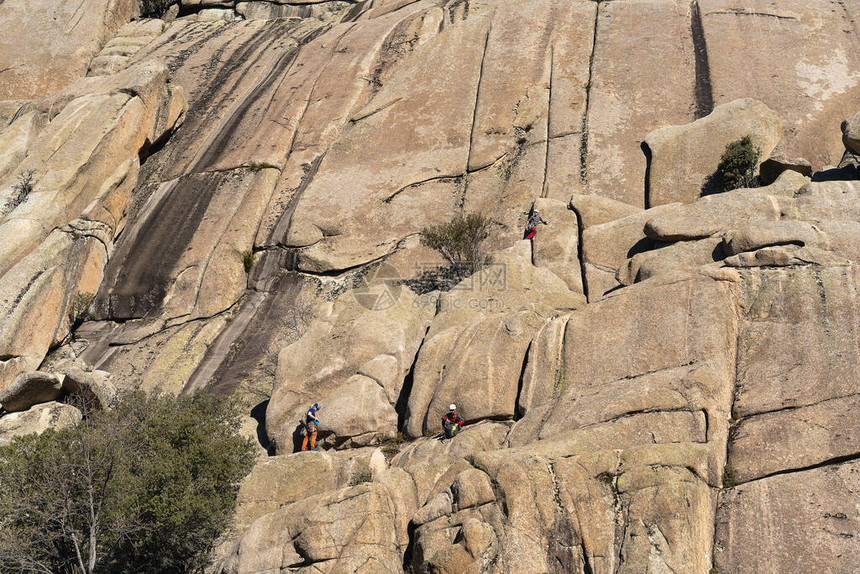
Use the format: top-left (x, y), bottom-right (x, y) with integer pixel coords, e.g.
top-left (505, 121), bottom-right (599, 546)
top-left (419, 213), bottom-right (490, 271)
top-left (707, 135), bottom-right (761, 193)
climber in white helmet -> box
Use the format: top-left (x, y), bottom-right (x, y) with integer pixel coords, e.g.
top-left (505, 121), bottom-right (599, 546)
top-left (441, 403), bottom-right (465, 439)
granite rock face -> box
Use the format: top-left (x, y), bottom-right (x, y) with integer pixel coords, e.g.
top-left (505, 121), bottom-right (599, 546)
top-left (0, 0), bottom-right (139, 100)
top-left (1, 1), bottom-right (859, 572)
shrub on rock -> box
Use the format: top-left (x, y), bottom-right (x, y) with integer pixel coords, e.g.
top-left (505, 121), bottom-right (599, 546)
top-left (708, 136), bottom-right (762, 193)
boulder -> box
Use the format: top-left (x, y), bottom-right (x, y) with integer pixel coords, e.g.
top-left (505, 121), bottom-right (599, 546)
top-left (758, 154), bottom-right (813, 186)
top-left (584, 0), bottom-right (699, 206)
top-left (644, 98), bottom-right (783, 206)
top-left (195, 8), bottom-right (243, 22)
top-left (843, 111), bottom-right (860, 155)
top-left (580, 203), bottom-right (679, 299)
top-left (235, 1), bottom-right (353, 20)
top-left (714, 461), bottom-right (860, 573)
top-left (216, 482), bottom-right (403, 574)
top-left (702, 0), bottom-right (860, 172)
top-left (233, 447), bottom-right (381, 532)
top-left (642, 171), bottom-right (809, 243)
top-left (60, 368), bottom-right (117, 411)
top-left (0, 372), bottom-right (64, 412)
top-left (617, 237), bottom-right (723, 286)
top-left (266, 284), bottom-right (435, 453)
top-left (722, 220), bottom-right (820, 256)
top-left (0, 401), bottom-right (82, 446)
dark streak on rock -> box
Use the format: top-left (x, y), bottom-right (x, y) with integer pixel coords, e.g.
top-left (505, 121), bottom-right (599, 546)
top-left (579, 2), bottom-right (599, 190)
top-left (466, 27), bottom-right (492, 172)
top-left (541, 46), bottom-right (554, 199)
top-left (690, 1), bottom-right (714, 119)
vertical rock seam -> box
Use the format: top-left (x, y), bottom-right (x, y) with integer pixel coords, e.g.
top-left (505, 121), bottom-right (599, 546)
top-left (541, 45), bottom-right (554, 199)
top-left (579, 2), bottom-right (600, 190)
top-left (690, 1), bottom-right (714, 119)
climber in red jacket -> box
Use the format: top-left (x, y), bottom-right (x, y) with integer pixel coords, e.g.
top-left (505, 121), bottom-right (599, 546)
top-left (441, 404), bottom-right (465, 439)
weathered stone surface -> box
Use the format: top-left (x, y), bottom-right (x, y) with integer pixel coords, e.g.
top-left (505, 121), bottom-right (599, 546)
top-left (72, 314), bottom-right (231, 396)
top-left (404, 248), bottom-right (583, 438)
top-left (513, 275), bottom-right (738, 486)
top-left (267, 285), bottom-right (435, 452)
top-left (734, 266), bottom-right (860, 418)
top-left (97, 167), bottom-right (277, 321)
top-left (618, 237), bottom-right (723, 286)
top-left (0, 110), bottom-right (45, 184)
top-left (0, 223), bottom-right (109, 392)
top-left (416, 443), bottom-right (715, 574)
top-left (585, 0), bottom-right (698, 206)
top-left (0, 0), bottom-right (139, 100)
top-left (702, 0), bottom-right (860, 171)
top-left (0, 61), bottom-right (184, 278)
top-left (60, 368), bottom-right (117, 411)
top-left (88, 19), bottom-right (167, 76)
top-left (531, 198), bottom-right (583, 294)
top-left (235, 1), bottom-right (353, 21)
top-left (758, 154), bottom-right (813, 186)
top-left (729, 394), bottom-right (860, 485)
top-left (0, 401), bottom-right (82, 446)
top-left (0, 372), bottom-right (63, 412)
top-left (644, 98), bottom-right (783, 206)
top-left (233, 447), bottom-right (381, 531)
top-left (392, 421), bottom-right (510, 507)
top-left (714, 461), bottom-right (860, 573)
top-left (216, 482), bottom-right (403, 574)
top-left (642, 172), bottom-right (809, 243)
top-left (569, 193), bottom-right (642, 229)
top-left (581, 203), bottom-right (679, 299)
top-left (723, 220), bottom-right (820, 256)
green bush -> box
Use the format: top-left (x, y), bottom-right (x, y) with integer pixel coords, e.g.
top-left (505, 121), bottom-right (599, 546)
top-left (419, 213), bottom-right (490, 271)
top-left (708, 136), bottom-right (761, 193)
top-left (139, 0), bottom-right (177, 17)
top-left (247, 161), bottom-right (277, 172)
top-left (242, 249), bottom-right (255, 273)
top-left (0, 390), bottom-right (256, 574)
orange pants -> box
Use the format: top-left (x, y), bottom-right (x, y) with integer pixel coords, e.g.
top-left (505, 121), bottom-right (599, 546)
top-left (301, 427), bottom-right (317, 451)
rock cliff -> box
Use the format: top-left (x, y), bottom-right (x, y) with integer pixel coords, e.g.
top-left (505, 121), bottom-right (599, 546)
top-left (1, 0), bottom-right (859, 572)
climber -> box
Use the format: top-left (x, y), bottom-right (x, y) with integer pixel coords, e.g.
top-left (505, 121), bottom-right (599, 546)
top-left (524, 209), bottom-right (548, 241)
top-left (441, 404), bottom-right (465, 439)
top-left (301, 402), bottom-right (321, 451)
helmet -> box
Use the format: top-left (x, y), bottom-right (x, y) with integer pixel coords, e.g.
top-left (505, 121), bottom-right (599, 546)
top-left (449, 404), bottom-right (457, 411)
top-left (313, 403), bottom-right (320, 410)
top-left (533, 209), bottom-right (540, 214)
